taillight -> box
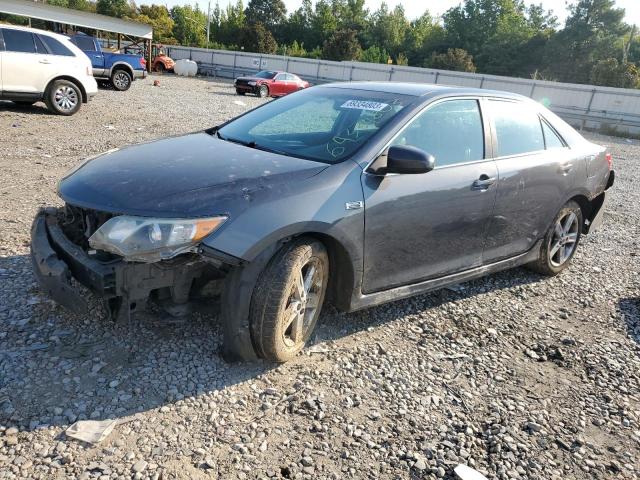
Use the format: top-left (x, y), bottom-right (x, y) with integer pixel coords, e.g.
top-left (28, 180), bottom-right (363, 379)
top-left (140, 58), bottom-right (147, 68)
top-left (605, 152), bottom-right (612, 170)
top-left (87, 66), bottom-right (92, 76)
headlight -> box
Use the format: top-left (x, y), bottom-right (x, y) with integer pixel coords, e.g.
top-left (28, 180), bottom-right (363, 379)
top-left (88, 215), bottom-right (227, 263)
top-left (248, 81), bottom-right (257, 86)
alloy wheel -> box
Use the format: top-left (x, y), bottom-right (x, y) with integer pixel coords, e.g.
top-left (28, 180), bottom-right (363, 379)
top-left (282, 259), bottom-right (322, 347)
top-left (548, 211), bottom-right (579, 267)
top-left (54, 86), bottom-right (78, 113)
top-left (113, 72), bottom-right (130, 90)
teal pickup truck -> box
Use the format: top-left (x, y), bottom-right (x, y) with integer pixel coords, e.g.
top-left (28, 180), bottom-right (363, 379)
top-left (70, 33), bottom-right (147, 91)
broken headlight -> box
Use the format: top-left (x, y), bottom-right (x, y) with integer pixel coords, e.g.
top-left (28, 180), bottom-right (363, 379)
top-left (88, 216), bottom-right (227, 263)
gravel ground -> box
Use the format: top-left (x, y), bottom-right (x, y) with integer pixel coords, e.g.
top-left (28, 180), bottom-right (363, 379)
top-left (0, 75), bottom-right (639, 480)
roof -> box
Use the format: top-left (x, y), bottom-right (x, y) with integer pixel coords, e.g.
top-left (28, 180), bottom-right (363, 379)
top-left (321, 81), bottom-right (528, 100)
top-left (0, 0), bottom-right (152, 39)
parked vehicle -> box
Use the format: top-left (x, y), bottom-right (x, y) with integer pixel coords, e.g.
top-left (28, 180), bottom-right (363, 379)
top-left (31, 83), bottom-right (614, 363)
top-left (152, 46), bottom-right (175, 73)
top-left (235, 70), bottom-right (310, 97)
top-left (70, 33), bottom-right (146, 91)
top-left (0, 25), bottom-right (97, 115)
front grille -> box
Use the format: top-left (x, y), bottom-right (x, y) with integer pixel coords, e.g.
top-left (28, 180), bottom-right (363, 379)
top-left (235, 79), bottom-right (251, 87)
top-left (58, 204), bottom-right (115, 251)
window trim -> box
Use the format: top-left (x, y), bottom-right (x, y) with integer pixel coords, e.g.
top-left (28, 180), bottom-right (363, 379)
top-left (34, 33), bottom-right (50, 55)
top-left (0, 29), bottom-right (5, 51)
top-left (539, 116), bottom-right (569, 149)
top-left (366, 95), bottom-right (490, 174)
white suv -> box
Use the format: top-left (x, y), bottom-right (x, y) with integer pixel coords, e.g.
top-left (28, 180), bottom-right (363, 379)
top-left (0, 25), bottom-right (98, 115)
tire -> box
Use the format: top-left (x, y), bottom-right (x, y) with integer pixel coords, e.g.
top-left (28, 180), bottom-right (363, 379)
top-left (44, 80), bottom-right (82, 116)
top-left (111, 69), bottom-right (132, 91)
top-left (236, 89), bottom-right (245, 96)
top-left (155, 62), bottom-right (166, 73)
top-left (258, 84), bottom-right (269, 98)
top-left (250, 239), bottom-right (329, 362)
top-left (528, 201), bottom-right (582, 276)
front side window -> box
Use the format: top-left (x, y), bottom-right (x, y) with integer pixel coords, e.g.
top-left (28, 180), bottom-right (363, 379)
top-left (40, 35), bottom-right (74, 56)
top-left (217, 88), bottom-right (413, 164)
top-left (390, 99), bottom-right (485, 167)
top-left (541, 120), bottom-right (566, 149)
top-left (2, 29), bottom-right (36, 54)
top-left (274, 74), bottom-right (286, 81)
top-left (491, 100), bottom-right (545, 157)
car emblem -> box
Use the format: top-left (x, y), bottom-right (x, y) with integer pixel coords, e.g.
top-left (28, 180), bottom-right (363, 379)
top-left (345, 201), bottom-right (364, 210)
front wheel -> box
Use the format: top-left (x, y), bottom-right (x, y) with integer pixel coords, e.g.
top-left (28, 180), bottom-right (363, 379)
top-left (250, 239), bottom-right (329, 362)
top-left (111, 69), bottom-right (132, 91)
top-left (528, 201), bottom-right (582, 276)
top-left (44, 80), bottom-right (81, 116)
top-left (258, 84), bottom-right (269, 98)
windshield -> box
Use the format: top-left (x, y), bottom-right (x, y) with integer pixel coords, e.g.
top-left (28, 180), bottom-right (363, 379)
top-left (217, 88), bottom-right (413, 164)
top-left (254, 70), bottom-right (277, 79)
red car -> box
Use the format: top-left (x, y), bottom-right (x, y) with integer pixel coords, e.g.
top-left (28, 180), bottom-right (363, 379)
top-left (234, 70), bottom-right (310, 98)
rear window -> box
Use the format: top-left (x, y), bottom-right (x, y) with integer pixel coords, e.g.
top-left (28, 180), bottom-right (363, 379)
top-left (40, 34), bottom-right (75, 56)
top-left (73, 36), bottom-right (96, 51)
top-left (2, 29), bottom-right (36, 53)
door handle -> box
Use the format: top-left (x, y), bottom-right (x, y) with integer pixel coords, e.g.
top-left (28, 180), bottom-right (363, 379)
top-left (472, 174), bottom-right (496, 190)
top-left (559, 163), bottom-right (573, 174)
top-left (39, 59), bottom-right (51, 64)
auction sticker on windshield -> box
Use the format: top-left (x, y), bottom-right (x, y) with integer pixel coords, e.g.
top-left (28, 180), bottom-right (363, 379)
top-left (341, 100), bottom-right (389, 111)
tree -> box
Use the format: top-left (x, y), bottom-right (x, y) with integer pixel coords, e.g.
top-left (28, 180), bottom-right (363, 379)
top-left (360, 45), bottom-right (388, 63)
top-left (171, 5), bottom-right (207, 47)
top-left (245, 0), bottom-right (286, 30)
top-left (426, 48), bottom-right (476, 72)
top-left (136, 5), bottom-right (174, 43)
top-left (310, 0), bottom-right (338, 49)
top-left (96, 0), bottom-right (130, 18)
top-left (366, 3), bottom-right (409, 57)
top-left (322, 28), bottom-right (361, 61)
top-left (590, 58), bottom-right (640, 88)
top-left (216, 0), bottom-right (246, 46)
top-left (241, 22), bottom-right (277, 53)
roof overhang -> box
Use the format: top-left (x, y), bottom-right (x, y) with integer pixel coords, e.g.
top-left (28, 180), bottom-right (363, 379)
top-left (0, 0), bottom-right (152, 39)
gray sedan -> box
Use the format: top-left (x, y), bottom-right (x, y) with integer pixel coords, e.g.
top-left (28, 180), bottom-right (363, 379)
top-left (30, 82), bottom-right (614, 362)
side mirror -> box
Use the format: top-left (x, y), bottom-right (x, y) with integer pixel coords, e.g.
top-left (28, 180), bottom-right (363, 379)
top-left (368, 145), bottom-right (435, 175)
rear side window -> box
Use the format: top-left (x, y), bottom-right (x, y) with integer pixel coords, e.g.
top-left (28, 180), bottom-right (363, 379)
top-left (391, 99), bottom-right (485, 167)
top-left (541, 120), bottom-right (565, 149)
top-left (73, 36), bottom-right (96, 51)
top-left (40, 35), bottom-right (75, 56)
top-left (491, 100), bottom-right (544, 156)
top-left (2, 29), bottom-right (36, 53)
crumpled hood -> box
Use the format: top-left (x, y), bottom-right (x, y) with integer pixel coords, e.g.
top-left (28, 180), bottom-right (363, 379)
top-left (58, 132), bottom-right (328, 217)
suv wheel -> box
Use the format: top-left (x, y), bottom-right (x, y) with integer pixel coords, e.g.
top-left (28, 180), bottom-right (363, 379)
top-left (111, 69), bottom-right (132, 91)
top-left (45, 80), bottom-right (81, 116)
top-left (528, 200), bottom-right (582, 276)
top-left (250, 239), bottom-right (329, 362)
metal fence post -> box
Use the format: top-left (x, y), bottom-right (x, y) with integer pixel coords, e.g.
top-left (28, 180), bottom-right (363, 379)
top-left (479, 76), bottom-right (485, 89)
top-left (434, 71), bottom-right (439, 84)
top-left (316, 61), bottom-right (321, 81)
top-left (232, 52), bottom-right (237, 78)
top-left (582, 89), bottom-right (597, 131)
top-left (349, 65), bottom-right (354, 81)
top-left (389, 67), bottom-right (394, 81)
top-left (529, 82), bottom-right (536, 98)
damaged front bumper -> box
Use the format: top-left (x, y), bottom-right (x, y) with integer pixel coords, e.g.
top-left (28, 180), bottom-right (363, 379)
top-left (30, 208), bottom-right (208, 322)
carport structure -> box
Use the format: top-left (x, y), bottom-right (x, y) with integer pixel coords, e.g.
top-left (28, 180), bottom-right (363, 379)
top-left (0, 0), bottom-right (153, 71)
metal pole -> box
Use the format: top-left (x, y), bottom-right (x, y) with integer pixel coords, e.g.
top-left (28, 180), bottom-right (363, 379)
top-left (582, 89), bottom-right (597, 131)
top-left (206, 1), bottom-right (211, 46)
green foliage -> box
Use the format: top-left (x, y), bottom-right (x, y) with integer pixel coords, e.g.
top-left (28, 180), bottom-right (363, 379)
top-left (426, 48), bottom-right (476, 73)
top-left (360, 45), bottom-right (389, 64)
top-left (241, 22), bottom-right (277, 54)
top-left (591, 58), bottom-right (640, 88)
top-left (322, 28), bottom-right (361, 61)
top-left (136, 5), bottom-right (174, 43)
top-left (171, 5), bottom-right (207, 47)
top-left (96, 0), bottom-right (130, 18)
top-left (245, 0), bottom-right (287, 30)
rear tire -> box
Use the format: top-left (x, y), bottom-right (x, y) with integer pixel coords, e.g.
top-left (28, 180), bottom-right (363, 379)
top-left (528, 201), bottom-right (582, 276)
top-left (250, 239), bottom-right (329, 362)
top-left (44, 80), bottom-right (82, 116)
top-left (111, 69), bottom-right (132, 91)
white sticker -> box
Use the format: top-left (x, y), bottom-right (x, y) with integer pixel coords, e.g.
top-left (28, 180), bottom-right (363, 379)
top-left (340, 100), bottom-right (389, 111)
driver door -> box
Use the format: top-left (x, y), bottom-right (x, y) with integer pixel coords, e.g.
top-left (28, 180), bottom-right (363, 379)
top-left (361, 98), bottom-right (498, 293)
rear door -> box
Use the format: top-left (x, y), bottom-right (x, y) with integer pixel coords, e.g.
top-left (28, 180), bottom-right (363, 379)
top-left (0, 29), bottom-right (45, 93)
top-left (482, 99), bottom-right (579, 262)
top-left (361, 98), bottom-right (499, 293)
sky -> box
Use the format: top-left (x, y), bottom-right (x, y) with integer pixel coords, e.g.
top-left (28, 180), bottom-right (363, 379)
top-left (139, 0), bottom-right (640, 26)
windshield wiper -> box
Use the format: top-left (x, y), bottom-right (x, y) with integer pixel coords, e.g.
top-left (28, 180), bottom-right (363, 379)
top-left (216, 132), bottom-right (317, 161)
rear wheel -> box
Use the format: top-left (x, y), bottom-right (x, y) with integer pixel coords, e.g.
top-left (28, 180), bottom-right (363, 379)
top-left (111, 69), bottom-right (132, 91)
top-left (258, 84), bottom-right (269, 98)
top-left (250, 239), bottom-right (329, 362)
top-left (44, 80), bottom-right (81, 116)
top-left (155, 62), bottom-right (166, 73)
top-left (528, 201), bottom-right (582, 276)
